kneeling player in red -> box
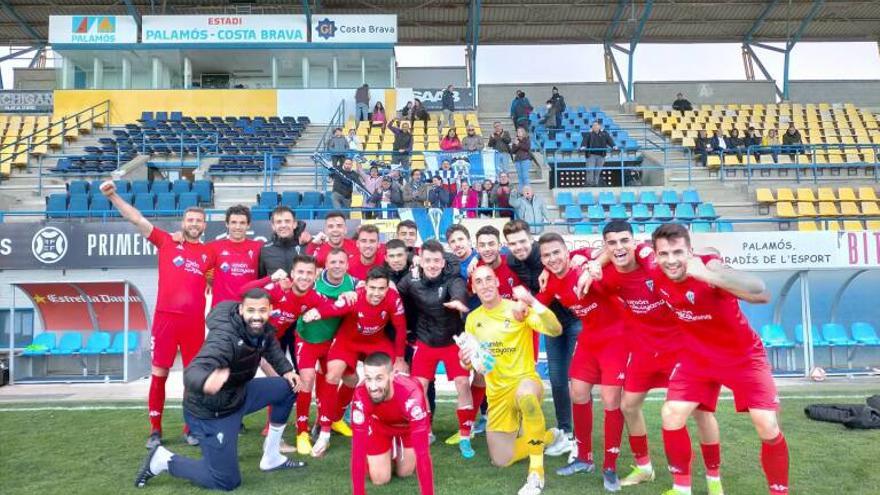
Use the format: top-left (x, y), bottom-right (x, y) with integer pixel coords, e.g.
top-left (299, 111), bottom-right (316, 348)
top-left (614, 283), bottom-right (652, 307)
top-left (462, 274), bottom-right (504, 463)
top-left (351, 352), bottom-right (434, 495)
top-left (648, 223), bottom-right (787, 495)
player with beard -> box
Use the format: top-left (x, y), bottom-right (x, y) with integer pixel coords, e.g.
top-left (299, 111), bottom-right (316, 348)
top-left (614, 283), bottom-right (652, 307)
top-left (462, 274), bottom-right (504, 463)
top-left (348, 224), bottom-right (386, 280)
top-left (101, 180), bottom-right (214, 448)
top-left (350, 352), bottom-right (434, 495)
top-left (207, 205), bottom-right (264, 307)
top-left (306, 211), bottom-right (358, 267)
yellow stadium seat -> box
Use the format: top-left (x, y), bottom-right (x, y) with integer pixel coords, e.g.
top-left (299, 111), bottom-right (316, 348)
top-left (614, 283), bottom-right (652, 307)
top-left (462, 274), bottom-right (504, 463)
top-left (867, 220), bottom-right (880, 231)
top-left (818, 202), bottom-right (839, 217)
top-left (776, 188), bottom-right (795, 202)
top-left (797, 202), bottom-right (817, 216)
top-left (861, 202), bottom-right (880, 216)
top-left (756, 188), bottom-right (775, 203)
top-left (840, 202), bottom-right (859, 216)
top-left (776, 202), bottom-right (796, 218)
top-left (706, 155), bottom-right (721, 169)
top-left (798, 220), bottom-right (818, 231)
top-left (796, 188), bottom-right (816, 202)
top-left (858, 187), bottom-right (878, 201)
top-left (823, 221), bottom-right (842, 232)
top-left (817, 188), bottom-right (836, 202)
top-left (1, 161), bottom-right (10, 177)
top-left (843, 221), bottom-right (864, 232)
top-left (838, 187), bottom-right (857, 201)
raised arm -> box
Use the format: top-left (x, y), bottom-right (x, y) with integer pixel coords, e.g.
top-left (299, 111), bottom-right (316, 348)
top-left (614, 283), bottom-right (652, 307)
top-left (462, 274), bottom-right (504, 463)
top-left (689, 256), bottom-right (770, 304)
top-left (512, 286), bottom-right (562, 337)
top-left (100, 180), bottom-right (152, 237)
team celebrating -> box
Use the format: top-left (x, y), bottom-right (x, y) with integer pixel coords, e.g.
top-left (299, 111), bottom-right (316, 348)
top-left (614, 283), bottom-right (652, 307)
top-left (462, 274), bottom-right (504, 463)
top-left (98, 179), bottom-right (789, 495)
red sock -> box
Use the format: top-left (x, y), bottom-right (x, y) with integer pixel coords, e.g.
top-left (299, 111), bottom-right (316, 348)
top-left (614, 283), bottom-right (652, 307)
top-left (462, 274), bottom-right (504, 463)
top-left (335, 383), bottom-right (356, 422)
top-left (629, 434), bottom-right (651, 467)
top-left (701, 443), bottom-right (721, 478)
top-left (572, 401), bottom-right (594, 463)
top-left (317, 381), bottom-right (339, 432)
top-left (662, 426), bottom-right (692, 488)
top-left (603, 408), bottom-right (624, 471)
top-left (148, 374), bottom-right (167, 434)
top-left (470, 383), bottom-right (486, 413)
top-left (296, 390), bottom-right (313, 434)
top-left (761, 433), bottom-right (789, 495)
top-left (457, 406), bottom-right (476, 437)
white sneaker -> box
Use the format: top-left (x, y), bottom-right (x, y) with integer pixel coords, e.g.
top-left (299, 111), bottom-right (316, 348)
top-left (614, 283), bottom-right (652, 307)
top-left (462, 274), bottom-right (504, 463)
top-left (311, 432), bottom-right (330, 458)
top-left (567, 434), bottom-right (579, 464)
top-left (517, 471), bottom-right (545, 495)
top-left (543, 428), bottom-right (570, 457)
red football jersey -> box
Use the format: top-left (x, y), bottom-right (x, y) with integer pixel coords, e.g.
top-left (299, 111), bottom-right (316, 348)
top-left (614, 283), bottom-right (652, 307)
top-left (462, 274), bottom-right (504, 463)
top-left (473, 255), bottom-right (522, 298)
top-left (306, 238), bottom-right (358, 267)
top-left (347, 251), bottom-right (386, 281)
top-left (323, 286), bottom-right (407, 357)
top-left (148, 227), bottom-right (214, 314)
top-left (240, 276), bottom-right (335, 337)
top-left (537, 264), bottom-right (623, 344)
top-left (208, 238), bottom-right (263, 307)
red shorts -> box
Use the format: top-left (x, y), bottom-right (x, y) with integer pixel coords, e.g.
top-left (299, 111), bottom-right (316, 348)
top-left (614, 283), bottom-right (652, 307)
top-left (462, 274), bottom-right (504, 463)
top-left (570, 335), bottom-right (627, 386)
top-left (294, 336), bottom-right (332, 372)
top-left (366, 422), bottom-right (412, 456)
top-left (623, 350), bottom-right (679, 393)
top-left (410, 341), bottom-right (469, 381)
top-left (151, 311), bottom-right (205, 369)
top-left (666, 353), bottom-right (780, 413)
top-left (327, 337), bottom-right (396, 371)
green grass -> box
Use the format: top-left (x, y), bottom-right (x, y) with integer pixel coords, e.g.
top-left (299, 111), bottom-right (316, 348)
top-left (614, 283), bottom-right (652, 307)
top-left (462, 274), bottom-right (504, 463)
top-left (1, 395), bottom-right (879, 495)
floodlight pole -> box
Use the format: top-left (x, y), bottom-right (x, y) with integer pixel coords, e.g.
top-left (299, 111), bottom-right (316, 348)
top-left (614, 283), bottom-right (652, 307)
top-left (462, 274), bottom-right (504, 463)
top-left (466, 0), bottom-right (481, 105)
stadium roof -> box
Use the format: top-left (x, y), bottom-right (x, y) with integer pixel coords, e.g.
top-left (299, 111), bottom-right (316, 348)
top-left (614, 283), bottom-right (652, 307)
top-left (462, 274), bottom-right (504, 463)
top-left (1, 0), bottom-right (879, 46)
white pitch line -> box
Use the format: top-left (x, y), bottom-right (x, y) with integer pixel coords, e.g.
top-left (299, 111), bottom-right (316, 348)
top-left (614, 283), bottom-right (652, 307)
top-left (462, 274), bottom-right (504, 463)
top-left (0, 394), bottom-right (872, 412)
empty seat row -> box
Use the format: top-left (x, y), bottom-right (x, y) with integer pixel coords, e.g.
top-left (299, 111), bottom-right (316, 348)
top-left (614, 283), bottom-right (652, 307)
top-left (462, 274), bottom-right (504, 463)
top-left (22, 331), bottom-right (140, 356)
top-left (757, 186), bottom-right (877, 204)
top-left (557, 189), bottom-right (702, 208)
top-left (47, 191), bottom-right (201, 219)
top-left (760, 322), bottom-right (880, 349)
top-left (569, 220), bottom-right (733, 236)
top-left (66, 179), bottom-right (213, 202)
top-left (563, 202), bottom-right (718, 223)
top-left (252, 190), bottom-right (333, 220)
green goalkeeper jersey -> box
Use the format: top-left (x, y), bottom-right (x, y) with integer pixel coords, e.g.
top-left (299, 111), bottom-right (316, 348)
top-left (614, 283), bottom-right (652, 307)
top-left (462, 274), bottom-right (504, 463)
top-left (295, 272), bottom-right (355, 344)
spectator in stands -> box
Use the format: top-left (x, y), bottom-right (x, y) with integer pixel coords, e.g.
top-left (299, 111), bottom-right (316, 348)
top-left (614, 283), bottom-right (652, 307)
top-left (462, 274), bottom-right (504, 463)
top-left (727, 128), bottom-right (746, 163)
top-left (326, 127), bottom-right (349, 168)
top-left (452, 179), bottom-right (479, 218)
top-left (710, 129), bottom-right (728, 159)
top-left (399, 101), bottom-right (413, 120)
top-left (783, 122), bottom-right (805, 161)
top-left (763, 128), bottom-right (781, 163)
top-left (477, 179), bottom-right (497, 218)
top-left (493, 172), bottom-right (514, 218)
top-left (488, 121), bottom-right (513, 175)
top-left (410, 99), bottom-right (430, 132)
top-left (509, 185), bottom-right (550, 234)
top-left (331, 158), bottom-right (364, 211)
top-left (511, 127), bottom-right (533, 186)
top-left (541, 100), bottom-right (560, 140)
top-left (441, 85), bottom-right (455, 128)
top-left (694, 130), bottom-right (710, 167)
top-left (461, 125), bottom-right (484, 152)
top-left (403, 169), bottom-right (429, 208)
top-left (371, 102), bottom-right (387, 129)
top-left (346, 128), bottom-right (362, 151)
top-left (549, 86), bottom-right (566, 129)
top-left (355, 84), bottom-right (370, 123)
top-left (510, 90), bottom-right (533, 129)
top-left (672, 92), bottom-right (693, 113)
top-left (440, 128), bottom-right (463, 151)
top-left (388, 119), bottom-right (414, 173)
top-left (369, 175), bottom-right (404, 214)
top-left (427, 175), bottom-right (451, 207)
top-left (744, 126), bottom-right (762, 163)
top-left (579, 121), bottom-right (616, 187)
top-left (359, 165), bottom-right (383, 217)
top-left (436, 159), bottom-right (460, 196)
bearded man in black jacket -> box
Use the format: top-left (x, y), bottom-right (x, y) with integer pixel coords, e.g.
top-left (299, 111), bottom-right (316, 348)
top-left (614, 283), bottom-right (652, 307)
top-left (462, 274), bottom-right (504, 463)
top-left (135, 289), bottom-right (306, 490)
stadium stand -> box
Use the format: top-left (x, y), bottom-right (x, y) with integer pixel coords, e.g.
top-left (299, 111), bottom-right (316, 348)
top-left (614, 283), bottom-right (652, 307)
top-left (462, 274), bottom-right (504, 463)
top-left (757, 186), bottom-right (880, 231)
top-left (44, 179), bottom-right (214, 218)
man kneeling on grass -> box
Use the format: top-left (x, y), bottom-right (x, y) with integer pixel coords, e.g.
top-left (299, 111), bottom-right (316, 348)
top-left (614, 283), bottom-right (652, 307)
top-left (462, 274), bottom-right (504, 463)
top-left (135, 289), bottom-right (306, 490)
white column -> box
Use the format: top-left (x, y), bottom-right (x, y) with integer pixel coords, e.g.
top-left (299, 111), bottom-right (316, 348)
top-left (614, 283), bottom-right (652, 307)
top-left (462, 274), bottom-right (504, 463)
top-left (361, 56), bottom-right (366, 85)
top-left (271, 56), bottom-right (279, 88)
top-left (389, 55), bottom-right (396, 87)
top-left (183, 57), bottom-right (192, 89)
top-left (92, 58), bottom-right (103, 89)
top-left (332, 56), bottom-right (338, 88)
top-left (60, 56), bottom-right (74, 89)
top-left (151, 57), bottom-right (161, 89)
top-left (302, 56), bottom-right (310, 88)
top-left (121, 57), bottom-right (131, 89)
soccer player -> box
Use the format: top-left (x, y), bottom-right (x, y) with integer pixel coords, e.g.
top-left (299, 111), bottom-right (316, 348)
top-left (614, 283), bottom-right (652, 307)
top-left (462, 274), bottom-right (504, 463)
top-left (503, 220), bottom-right (580, 451)
top-left (134, 290), bottom-right (306, 490)
top-left (468, 225), bottom-right (522, 298)
top-left (100, 180), bottom-right (214, 448)
top-left (303, 266), bottom-right (408, 457)
top-left (348, 224), bottom-right (386, 280)
top-left (396, 240), bottom-right (475, 458)
top-left (645, 223), bottom-right (786, 495)
top-left (396, 219), bottom-right (419, 250)
top-left (293, 248), bottom-right (358, 454)
top-left (447, 224), bottom-right (479, 282)
top-left (306, 211), bottom-right (358, 267)
top-left (208, 205), bottom-right (264, 307)
top-left (535, 233), bottom-right (626, 491)
top-left (579, 221), bottom-right (722, 492)
top-left (351, 352), bottom-right (434, 495)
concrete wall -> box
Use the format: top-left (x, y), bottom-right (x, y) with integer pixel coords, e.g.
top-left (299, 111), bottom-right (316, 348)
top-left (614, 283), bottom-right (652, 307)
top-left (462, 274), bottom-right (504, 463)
top-left (788, 80), bottom-right (880, 106)
top-left (634, 80), bottom-right (777, 105)
top-left (398, 67), bottom-right (467, 88)
top-left (13, 68), bottom-right (56, 90)
top-left (478, 82), bottom-right (620, 114)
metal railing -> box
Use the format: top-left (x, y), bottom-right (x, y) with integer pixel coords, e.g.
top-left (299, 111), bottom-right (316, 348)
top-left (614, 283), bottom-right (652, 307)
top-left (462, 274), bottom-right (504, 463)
top-left (314, 99), bottom-right (347, 189)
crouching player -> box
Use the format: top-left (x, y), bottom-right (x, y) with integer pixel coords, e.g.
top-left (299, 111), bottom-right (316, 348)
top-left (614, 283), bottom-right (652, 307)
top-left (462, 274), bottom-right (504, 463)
top-left (460, 266), bottom-right (569, 495)
top-left (351, 352), bottom-right (434, 495)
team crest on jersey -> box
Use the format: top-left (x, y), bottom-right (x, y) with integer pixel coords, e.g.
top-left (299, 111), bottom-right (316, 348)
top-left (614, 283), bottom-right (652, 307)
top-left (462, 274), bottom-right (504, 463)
top-left (248, 250), bottom-right (254, 259)
top-left (172, 255), bottom-right (184, 267)
top-left (438, 287), bottom-right (444, 298)
top-left (504, 319), bottom-right (510, 328)
top-left (280, 296), bottom-right (287, 302)
top-left (380, 310), bottom-right (387, 319)
top-left (645, 280), bottom-right (654, 292)
top-left (685, 290), bottom-right (695, 304)
top-left (202, 254), bottom-right (207, 263)
top-left (176, 244), bottom-right (184, 250)
top-left (358, 312), bottom-right (364, 318)
top-left (300, 305), bottom-right (307, 313)
top-left (508, 277), bottom-right (514, 288)
top-left (220, 262), bottom-right (231, 272)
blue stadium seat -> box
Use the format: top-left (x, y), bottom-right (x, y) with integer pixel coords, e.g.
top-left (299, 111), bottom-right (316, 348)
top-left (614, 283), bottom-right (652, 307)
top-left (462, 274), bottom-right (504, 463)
top-left (170, 111), bottom-right (183, 122)
top-left (89, 180), bottom-right (104, 194)
top-left (80, 332), bottom-right (111, 355)
top-left (155, 193), bottom-right (178, 214)
top-left (691, 221), bottom-right (712, 233)
top-left (609, 204), bottom-right (628, 220)
top-left (178, 192), bottom-right (199, 210)
top-left (108, 332), bottom-right (139, 354)
top-left (643, 222), bottom-right (661, 234)
top-left (139, 111), bottom-right (154, 122)
top-left (281, 191), bottom-right (302, 208)
top-left (22, 332), bottom-right (56, 355)
top-left (682, 189), bottom-right (701, 205)
top-left (46, 194), bottom-right (68, 218)
top-left (696, 203), bottom-right (719, 220)
top-left (631, 203), bottom-right (651, 221)
top-left (89, 195), bottom-right (111, 218)
top-left (587, 205), bottom-right (605, 222)
top-left (258, 192), bottom-right (280, 209)
top-left (716, 221), bottom-right (734, 232)
top-left (653, 204), bottom-right (673, 221)
top-left (150, 180), bottom-right (171, 194)
top-left (618, 191), bottom-right (637, 206)
top-left (155, 111), bottom-right (168, 121)
top-left (172, 179), bottom-right (191, 194)
top-left (131, 180), bottom-right (150, 195)
top-left (675, 203), bottom-right (695, 221)
top-left (52, 332), bottom-right (83, 355)
top-left (556, 191), bottom-right (574, 208)
top-left (760, 324), bottom-right (795, 349)
top-left (573, 224), bottom-right (594, 235)
top-left (852, 322), bottom-right (880, 346)
top-left (68, 180), bottom-right (89, 195)
top-left (821, 323), bottom-right (856, 346)
top-left (576, 191), bottom-right (595, 207)
top-left (134, 193), bottom-right (155, 214)
top-left (192, 180), bottom-right (213, 203)
top-left (68, 194), bottom-right (90, 218)
top-left (563, 205), bottom-right (582, 222)
top-left (795, 324), bottom-right (828, 347)
top-left (598, 191), bottom-right (616, 207)
top-left (639, 191), bottom-right (659, 205)
top-left (113, 180), bottom-right (130, 194)
top-left (661, 190), bottom-right (679, 205)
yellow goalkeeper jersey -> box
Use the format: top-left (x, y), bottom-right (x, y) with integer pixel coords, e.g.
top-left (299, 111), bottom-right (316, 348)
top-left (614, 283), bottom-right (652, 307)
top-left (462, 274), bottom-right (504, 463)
top-left (465, 299), bottom-right (562, 397)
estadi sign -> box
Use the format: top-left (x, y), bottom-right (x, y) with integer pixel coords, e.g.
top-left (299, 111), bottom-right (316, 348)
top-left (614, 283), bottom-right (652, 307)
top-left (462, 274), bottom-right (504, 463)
top-left (49, 15), bottom-right (138, 44)
top-left (312, 15), bottom-right (397, 43)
